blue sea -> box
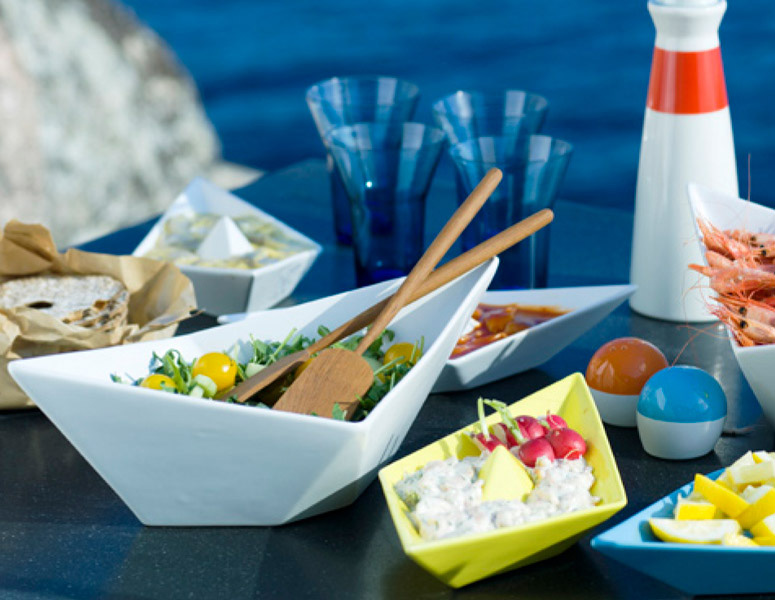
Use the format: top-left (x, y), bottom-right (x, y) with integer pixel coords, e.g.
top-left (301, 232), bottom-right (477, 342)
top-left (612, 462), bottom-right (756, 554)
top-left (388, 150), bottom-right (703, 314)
top-left (123, 0), bottom-right (775, 209)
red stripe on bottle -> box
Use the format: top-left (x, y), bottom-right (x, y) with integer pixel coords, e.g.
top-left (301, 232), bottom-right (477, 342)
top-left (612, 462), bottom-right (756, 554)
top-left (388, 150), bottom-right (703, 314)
top-left (647, 47), bottom-right (728, 114)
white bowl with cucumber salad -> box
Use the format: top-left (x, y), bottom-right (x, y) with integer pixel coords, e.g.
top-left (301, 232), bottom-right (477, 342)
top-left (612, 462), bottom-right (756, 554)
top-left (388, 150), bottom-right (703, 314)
top-left (9, 259), bottom-right (497, 526)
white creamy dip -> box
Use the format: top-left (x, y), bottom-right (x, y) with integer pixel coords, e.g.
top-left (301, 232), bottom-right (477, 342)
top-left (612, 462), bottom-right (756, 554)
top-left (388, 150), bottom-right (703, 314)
top-left (395, 454), bottom-right (599, 541)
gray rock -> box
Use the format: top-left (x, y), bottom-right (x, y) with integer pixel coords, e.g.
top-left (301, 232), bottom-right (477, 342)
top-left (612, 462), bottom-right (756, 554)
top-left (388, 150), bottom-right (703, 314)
top-left (0, 0), bottom-right (220, 246)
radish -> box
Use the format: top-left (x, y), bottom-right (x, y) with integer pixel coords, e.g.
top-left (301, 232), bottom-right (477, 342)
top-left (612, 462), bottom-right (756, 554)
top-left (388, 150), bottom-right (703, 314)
top-left (541, 412), bottom-right (568, 430)
top-left (516, 415), bottom-right (548, 439)
top-left (482, 398), bottom-right (528, 445)
top-left (471, 432), bottom-right (505, 453)
top-left (490, 422), bottom-right (519, 448)
top-left (545, 427), bottom-right (587, 459)
top-left (471, 397), bottom-right (504, 453)
top-left (513, 437), bottom-right (555, 467)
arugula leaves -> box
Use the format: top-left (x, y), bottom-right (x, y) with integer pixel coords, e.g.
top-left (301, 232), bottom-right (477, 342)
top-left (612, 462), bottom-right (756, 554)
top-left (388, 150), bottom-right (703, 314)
top-left (116, 326), bottom-right (421, 422)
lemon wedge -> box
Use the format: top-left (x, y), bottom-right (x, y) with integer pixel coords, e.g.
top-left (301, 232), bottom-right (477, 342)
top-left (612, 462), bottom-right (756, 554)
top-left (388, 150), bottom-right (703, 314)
top-left (694, 474), bottom-right (750, 518)
top-left (752, 536), bottom-right (775, 546)
top-left (673, 496), bottom-right (716, 520)
top-left (716, 470), bottom-right (742, 492)
top-left (728, 461), bottom-right (775, 487)
top-left (649, 518), bottom-right (740, 544)
top-left (722, 532), bottom-right (759, 547)
top-left (731, 450), bottom-right (756, 469)
top-left (751, 514), bottom-right (775, 538)
top-left (738, 486), bottom-right (775, 530)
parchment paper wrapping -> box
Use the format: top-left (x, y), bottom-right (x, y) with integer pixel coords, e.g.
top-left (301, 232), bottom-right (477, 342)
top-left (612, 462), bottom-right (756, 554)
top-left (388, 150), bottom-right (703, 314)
top-left (0, 220), bottom-right (197, 409)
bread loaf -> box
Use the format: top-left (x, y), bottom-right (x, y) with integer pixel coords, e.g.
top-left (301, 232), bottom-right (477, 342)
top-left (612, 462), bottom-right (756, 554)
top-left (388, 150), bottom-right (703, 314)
top-left (0, 274), bottom-right (129, 331)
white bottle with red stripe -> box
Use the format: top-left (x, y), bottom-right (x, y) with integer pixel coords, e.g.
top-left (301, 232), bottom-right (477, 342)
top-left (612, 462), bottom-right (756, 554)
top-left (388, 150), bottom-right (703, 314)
top-left (629, 0), bottom-right (738, 322)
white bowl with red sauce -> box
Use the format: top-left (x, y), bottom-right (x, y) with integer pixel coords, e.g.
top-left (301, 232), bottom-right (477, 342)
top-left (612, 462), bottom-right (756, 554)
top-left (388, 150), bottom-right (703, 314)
top-left (432, 285), bottom-right (636, 393)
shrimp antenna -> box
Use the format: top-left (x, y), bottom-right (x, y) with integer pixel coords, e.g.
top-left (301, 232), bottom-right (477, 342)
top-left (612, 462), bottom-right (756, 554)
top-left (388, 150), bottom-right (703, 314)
top-left (748, 153), bottom-right (751, 202)
top-left (673, 323), bottom-right (724, 365)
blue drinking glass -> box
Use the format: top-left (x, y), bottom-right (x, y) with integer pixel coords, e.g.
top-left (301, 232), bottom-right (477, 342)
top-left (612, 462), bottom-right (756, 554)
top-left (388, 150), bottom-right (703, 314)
top-left (326, 122), bottom-right (445, 287)
top-left (449, 135), bottom-right (573, 289)
top-left (306, 76), bottom-right (421, 245)
top-left (431, 90), bottom-right (549, 145)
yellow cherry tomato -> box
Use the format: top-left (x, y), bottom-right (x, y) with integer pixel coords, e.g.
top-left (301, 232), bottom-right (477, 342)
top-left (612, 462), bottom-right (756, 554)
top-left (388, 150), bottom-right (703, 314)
top-left (383, 342), bottom-right (421, 367)
top-left (140, 373), bottom-right (177, 392)
top-left (192, 352), bottom-right (237, 393)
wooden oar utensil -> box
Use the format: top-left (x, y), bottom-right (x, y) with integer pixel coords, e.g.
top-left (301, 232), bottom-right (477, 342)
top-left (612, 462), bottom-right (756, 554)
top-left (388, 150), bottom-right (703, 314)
top-left (223, 207), bottom-right (554, 405)
top-left (273, 168), bottom-right (502, 418)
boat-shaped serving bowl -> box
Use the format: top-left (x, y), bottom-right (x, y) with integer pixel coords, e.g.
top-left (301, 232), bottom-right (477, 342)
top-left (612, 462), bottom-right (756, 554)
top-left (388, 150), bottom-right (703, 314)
top-left (688, 183), bottom-right (775, 429)
top-left (591, 468), bottom-right (775, 596)
top-left (133, 177), bottom-right (322, 316)
top-left (432, 285), bottom-right (636, 392)
top-left (9, 260), bottom-right (496, 526)
top-left (379, 373), bottom-right (627, 588)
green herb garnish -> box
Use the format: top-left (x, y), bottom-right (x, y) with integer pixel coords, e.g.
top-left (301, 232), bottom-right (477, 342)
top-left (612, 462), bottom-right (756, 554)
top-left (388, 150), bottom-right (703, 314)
top-left (114, 327), bottom-right (422, 422)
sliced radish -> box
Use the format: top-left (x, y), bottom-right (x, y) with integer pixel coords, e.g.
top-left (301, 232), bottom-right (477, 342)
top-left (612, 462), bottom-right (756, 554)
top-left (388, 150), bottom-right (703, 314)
top-left (541, 412), bottom-right (568, 430)
top-left (545, 427), bottom-right (587, 459)
top-left (471, 432), bottom-right (505, 453)
top-left (490, 422), bottom-right (519, 448)
top-left (516, 415), bottom-right (548, 439)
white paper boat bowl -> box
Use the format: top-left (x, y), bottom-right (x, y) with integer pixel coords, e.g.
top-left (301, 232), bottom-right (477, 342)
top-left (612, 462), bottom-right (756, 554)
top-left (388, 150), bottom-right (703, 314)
top-left (9, 260), bottom-right (496, 526)
top-left (133, 177), bottom-right (322, 316)
top-left (688, 183), bottom-right (775, 429)
top-left (432, 284), bottom-right (637, 393)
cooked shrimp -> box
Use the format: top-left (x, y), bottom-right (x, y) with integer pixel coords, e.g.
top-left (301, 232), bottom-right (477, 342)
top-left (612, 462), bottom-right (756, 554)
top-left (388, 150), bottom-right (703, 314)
top-left (693, 218), bottom-right (775, 346)
top-left (689, 264), bottom-right (775, 295)
top-left (726, 229), bottom-right (775, 246)
top-left (711, 304), bottom-right (775, 345)
top-left (704, 224), bottom-right (775, 260)
top-left (697, 219), bottom-right (756, 260)
top-left (705, 250), bottom-right (733, 269)
top-left (715, 294), bottom-right (775, 327)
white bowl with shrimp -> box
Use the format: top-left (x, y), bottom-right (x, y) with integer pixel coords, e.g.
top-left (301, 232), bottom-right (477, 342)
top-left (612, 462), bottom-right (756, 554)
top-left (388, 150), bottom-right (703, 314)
top-left (8, 260), bottom-right (497, 526)
top-left (688, 183), bottom-right (775, 427)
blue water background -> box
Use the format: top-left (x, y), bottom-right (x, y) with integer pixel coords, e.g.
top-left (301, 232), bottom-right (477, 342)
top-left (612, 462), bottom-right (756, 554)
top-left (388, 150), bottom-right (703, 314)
top-left (122, 0), bottom-right (775, 210)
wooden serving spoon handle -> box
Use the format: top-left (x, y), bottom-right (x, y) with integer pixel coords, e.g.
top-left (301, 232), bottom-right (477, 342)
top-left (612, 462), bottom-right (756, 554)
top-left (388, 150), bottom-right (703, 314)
top-left (308, 207), bottom-right (555, 353)
top-left (352, 168), bottom-right (503, 356)
top-left (223, 207), bottom-right (554, 404)
top-left (272, 168), bottom-right (502, 417)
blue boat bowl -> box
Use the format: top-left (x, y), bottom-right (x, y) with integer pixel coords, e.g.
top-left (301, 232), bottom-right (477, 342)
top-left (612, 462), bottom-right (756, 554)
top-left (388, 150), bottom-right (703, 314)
top-left (591, 469), bottom-right (775, 596)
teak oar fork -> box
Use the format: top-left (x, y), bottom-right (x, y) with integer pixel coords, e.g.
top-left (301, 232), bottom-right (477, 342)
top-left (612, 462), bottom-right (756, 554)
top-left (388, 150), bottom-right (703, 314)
top-left (268, 168), bottom-right (503, 418)
top-left (222, 206), bottom-right (554, 408)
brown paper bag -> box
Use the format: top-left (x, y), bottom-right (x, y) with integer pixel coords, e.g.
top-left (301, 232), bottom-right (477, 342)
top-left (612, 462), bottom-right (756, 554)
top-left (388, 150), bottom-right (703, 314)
top-left (0, 220), bottom-right (197, 409)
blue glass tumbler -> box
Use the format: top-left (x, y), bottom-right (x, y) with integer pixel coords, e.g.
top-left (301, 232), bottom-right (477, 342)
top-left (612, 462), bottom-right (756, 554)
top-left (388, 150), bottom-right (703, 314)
top-left (326, 122), bottom-right (445, 287)
top-left (431, 90), bottom-right (548, 145)
top-left (306, 76), bottom-right (421, 245)
top-left (449, 135), bottom-right (572, 289)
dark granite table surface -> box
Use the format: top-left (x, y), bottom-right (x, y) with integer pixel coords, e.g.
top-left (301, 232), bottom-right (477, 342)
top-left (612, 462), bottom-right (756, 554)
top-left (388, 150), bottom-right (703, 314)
top-left (1, 159), bottom-right (772, 600)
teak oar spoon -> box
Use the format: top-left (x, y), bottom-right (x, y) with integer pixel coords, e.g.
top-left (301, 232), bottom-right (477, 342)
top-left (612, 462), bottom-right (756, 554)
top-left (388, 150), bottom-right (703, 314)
top-left (271, 168), bottom-right (503, 418)
top-left (223, 207), bottom-right (554, 406)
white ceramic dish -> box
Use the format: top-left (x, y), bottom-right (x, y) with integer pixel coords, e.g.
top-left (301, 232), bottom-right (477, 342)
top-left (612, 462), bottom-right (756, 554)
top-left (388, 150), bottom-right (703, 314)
top-left (9, 260), bottom-right (496, 526)
top-left (688, 184), bottom-right (775, 429)
top-left (431, 285), bottom-right (636, 393)
top-left (133, 177), bottom-right (322, 316)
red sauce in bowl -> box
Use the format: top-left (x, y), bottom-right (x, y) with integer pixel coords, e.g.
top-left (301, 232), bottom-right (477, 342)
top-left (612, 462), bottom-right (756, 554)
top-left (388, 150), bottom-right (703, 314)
top-left (450, 302), bottom-right (569, 358)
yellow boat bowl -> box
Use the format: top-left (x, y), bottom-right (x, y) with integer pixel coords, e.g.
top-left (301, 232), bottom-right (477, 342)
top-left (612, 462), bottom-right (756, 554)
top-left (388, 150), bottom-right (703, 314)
top-left (378, 373), bottom-right (627, 587)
